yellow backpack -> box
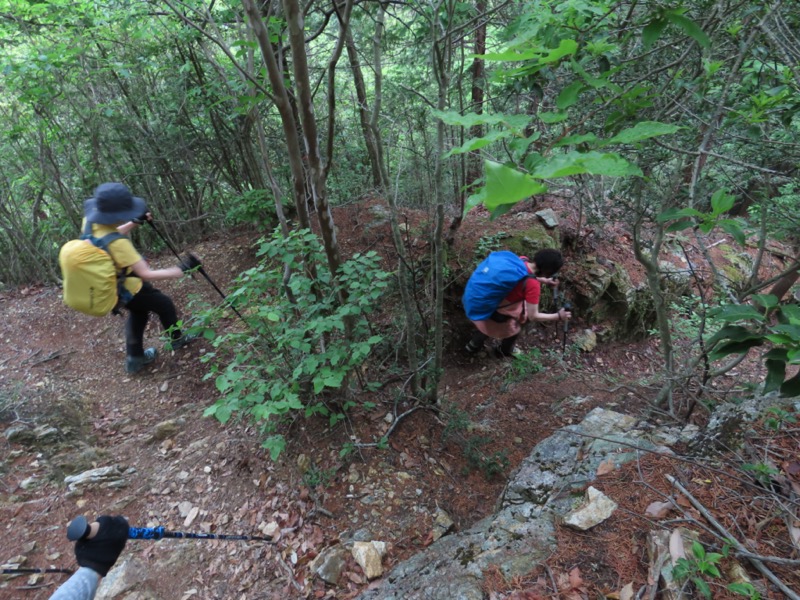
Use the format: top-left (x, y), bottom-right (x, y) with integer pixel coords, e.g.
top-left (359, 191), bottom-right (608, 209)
top-left (59, 224), bottom-right (131, 316)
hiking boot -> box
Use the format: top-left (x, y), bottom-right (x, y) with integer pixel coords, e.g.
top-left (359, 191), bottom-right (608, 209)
top-left (168, 334), bottom-right (196, 351)
top-left (465, 339), bottom-right (484, 354)
top-left (126, 347), bottom-right (158, 374)
top-left (494, 346), bottom-right (523, 359)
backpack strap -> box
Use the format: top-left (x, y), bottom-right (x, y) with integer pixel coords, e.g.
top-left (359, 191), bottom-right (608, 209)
top-left (496, 274), bottom-right (530, 311)
top-left (80, 221), bottom-right (134, 311)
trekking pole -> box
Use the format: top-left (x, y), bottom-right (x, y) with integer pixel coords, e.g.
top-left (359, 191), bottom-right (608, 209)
top-left (143, 219), bottom-right (249, 325)
top-left (561, 300), bottom-right (573, 355)
top-left (2, 567), bottom-right (73, 575)
top-left (67, 515), bottom-right (276, 544)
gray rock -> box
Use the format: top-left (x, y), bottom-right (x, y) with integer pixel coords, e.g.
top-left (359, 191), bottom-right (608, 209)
top-left (356, 408), bottom-right (642, 600)
top-left (311, 546), bottom-right (349, 584)
top-left (535, 208), bottom-right (559, 228)
top-left (688, 392), bottom-right (790, 454)
top-left (33, 425), bottom-right (60, 444)
top-left (4, 425), bottom-right (35, 444)
top-left (572, 329), bottom-right (597, 352)
top-left (64, 466), bottom-right (126, 493)
top-left (96, 558), bottom-right (149, 599)
top-left (562, 486), bottom-right (618, 530)
top-left (149, 419), bottom-right (181, 442)
top-left (352, 541), bottom-right (387, 580)
top-left (432, 508), bottom-right (454, 541)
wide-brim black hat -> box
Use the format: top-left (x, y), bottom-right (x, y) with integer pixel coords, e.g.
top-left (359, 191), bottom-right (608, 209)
top-left (84, 182), bottom-right (147, 225)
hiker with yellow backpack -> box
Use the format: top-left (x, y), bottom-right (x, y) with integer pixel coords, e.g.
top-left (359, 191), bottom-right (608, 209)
top-left (60, 182), bottom-right (199, 374)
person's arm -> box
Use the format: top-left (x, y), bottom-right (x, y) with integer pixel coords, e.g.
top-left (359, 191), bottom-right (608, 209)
top-left (49, 568), bottom-right (101, 600)
top-left (526, 302), bottom-right (571, 322)
top-left (129, 259), bottom-right (184, 281)
top-left (49, 516), bottom-right (128, 600)
top-left (116, 212), bottom-right (152, 236)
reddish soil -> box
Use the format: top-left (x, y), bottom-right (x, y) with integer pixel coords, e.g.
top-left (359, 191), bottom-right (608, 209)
top-left (1, 199), bottom-right (798, 599)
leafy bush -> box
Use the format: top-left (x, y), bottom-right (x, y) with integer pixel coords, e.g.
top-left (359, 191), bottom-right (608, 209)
top-left (197, 228), bottom-right (390, 459)
top-left (707, 294), bottom-right (800, 396)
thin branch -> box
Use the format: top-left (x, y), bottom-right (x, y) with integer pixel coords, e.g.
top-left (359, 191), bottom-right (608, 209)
top-left (666, 474), bottom-right (800, 600)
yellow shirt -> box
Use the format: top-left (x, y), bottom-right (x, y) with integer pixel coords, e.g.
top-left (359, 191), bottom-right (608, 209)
top-left (81, 220), bottom-right (144, 296)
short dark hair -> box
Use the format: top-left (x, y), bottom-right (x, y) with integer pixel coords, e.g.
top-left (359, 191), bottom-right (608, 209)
top-left (532, 249), bottom-right (563, 277)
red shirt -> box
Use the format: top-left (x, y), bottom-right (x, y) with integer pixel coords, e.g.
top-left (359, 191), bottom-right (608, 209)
top-left (506, 276), bottom-right (541, 305)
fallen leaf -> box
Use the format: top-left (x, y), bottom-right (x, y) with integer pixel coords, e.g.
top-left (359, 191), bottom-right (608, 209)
top-left (568, 567), bottom-right (584, 589)
top-left (669, 529), bottom-right (686, 564)
top-left (645, 501), bottom-right (673, 519)
top-left (790, 524), bottom-right (800, 551)
top-left (596, 458), bottom-right (615, 476)
top-left (620, 582), bottom-right (634, 600)
top-left (184, 506), bottom-right (199, 527)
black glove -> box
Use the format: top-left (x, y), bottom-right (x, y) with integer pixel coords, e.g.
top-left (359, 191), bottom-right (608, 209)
top-left (74, 515), bottom-right (129, 577)
top-left (132, 211), bottom-right (150, 225)
top-left (180, 252), bottom-right (202, 273)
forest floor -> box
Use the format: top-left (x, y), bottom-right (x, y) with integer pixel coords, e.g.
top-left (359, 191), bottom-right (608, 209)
top-left (1, 199), bottom-right (798, 599)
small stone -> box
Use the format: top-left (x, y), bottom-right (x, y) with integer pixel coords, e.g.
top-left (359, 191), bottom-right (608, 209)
top-left (351, 541), bottom-right (387, 580)
top-left (151, 419), bottom-right (180, 442)
top-left (563, 486), bottom-right (618, 530)
top-left (535, 208), bottom-right (559, 228)
top-left (310, 546), bottom-right (349, 584)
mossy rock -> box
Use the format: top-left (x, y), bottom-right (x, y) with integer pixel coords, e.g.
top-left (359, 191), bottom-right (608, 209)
top-left (571, 258), bottom-right (655, 340)
top-left (504, 222), bottom-right (559, 256)
top-left (719, 244), bottom-right (754, 286)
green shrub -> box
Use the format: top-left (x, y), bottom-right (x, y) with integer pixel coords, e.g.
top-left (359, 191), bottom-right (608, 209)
top-left (196, 228), bottom-right (390, 460)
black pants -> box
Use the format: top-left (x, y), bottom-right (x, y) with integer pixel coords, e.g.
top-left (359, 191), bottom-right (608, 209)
top-left (469, 330), bottom-right (519, 356)
top-left (124, 282), bottom-right (181, 357)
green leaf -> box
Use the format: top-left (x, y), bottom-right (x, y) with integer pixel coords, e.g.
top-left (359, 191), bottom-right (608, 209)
top-left (261, 435), bottom-right (286, 461)
top-left (710, 189), bottom-right (735, 215)
top-left (531, 151), bottom-right (642, 179)
top-left (665, 219), bottom-right (694, 232)
top-left (482, 160), bottom-right (548, 210)
top-left (539, 111), bottom-right (569, 124)
top-left (764, 359), bottom-right (786, 394)
top-left (709, 304), bottom-right (766, 323)
top-left (718, 220), bottom-right (745, 245)
top-left (642, 18), bottom-right (667, 49)
top-left (556, 81), bottom-right (584, 109)
top-left (539, 39), bottom-right (579, 64)
top-left (691, 541), bottom-right (705, 559)
top-left (553, 133), bottom-right (599, 148)
top-left (780, 303), bottom-right (800, 324)
top-left (657, 206), bottom-right (704, 222)
top-left (752, 294), bottom-right (779, 309)
top-left (780, 371), bottom-right (800, 397)
top-left (443, 129), bottom-right (509, 158)
top-left (603, 121), bottom-right (681, 145)
top-left (432, 110), bottom-right (531, 131)
top-left (708, 339), bottom-right (762, 361)
top-left (693, 577), bottom-right (712, 598)
top-left (665, 11), bottom-right (711, 48)
top-left (727, 583), bottom-right (757, 597)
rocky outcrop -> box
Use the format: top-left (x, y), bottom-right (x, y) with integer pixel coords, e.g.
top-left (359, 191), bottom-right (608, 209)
top-left (356, 407), bottom-right (669, 599)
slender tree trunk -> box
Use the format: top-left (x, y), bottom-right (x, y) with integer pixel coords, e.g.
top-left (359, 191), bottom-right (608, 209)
top-left (241, 0), bottom-right (311, 232)
top-left (345, 30), bottom-right (384, 189)
top-left (282, 0), bottom-right (347, 289)
top-left (446, 0), bottom-right (485, 246)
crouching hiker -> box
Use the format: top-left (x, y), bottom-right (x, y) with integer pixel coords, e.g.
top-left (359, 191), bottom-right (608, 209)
top-left (76, 182), bottom-right (199, 373)
top-left (49, 515), bottom-right (128, 600)
top-left (463, 249), bottom-right (571, 357)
